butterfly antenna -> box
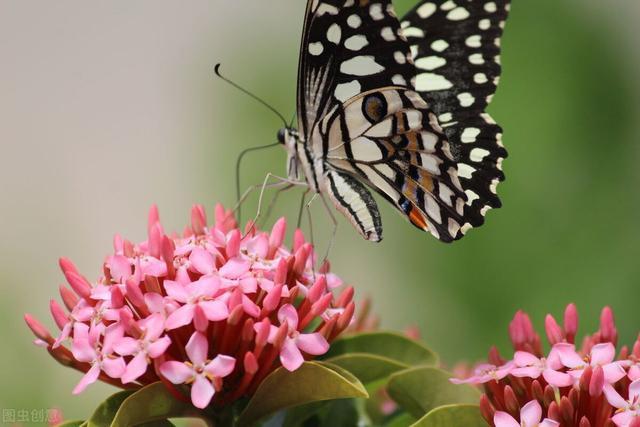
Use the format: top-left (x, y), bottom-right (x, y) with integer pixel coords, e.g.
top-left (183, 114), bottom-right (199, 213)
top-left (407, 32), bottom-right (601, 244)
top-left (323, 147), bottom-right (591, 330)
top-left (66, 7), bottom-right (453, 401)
top-left (214, 63), bottom-right (288, 127)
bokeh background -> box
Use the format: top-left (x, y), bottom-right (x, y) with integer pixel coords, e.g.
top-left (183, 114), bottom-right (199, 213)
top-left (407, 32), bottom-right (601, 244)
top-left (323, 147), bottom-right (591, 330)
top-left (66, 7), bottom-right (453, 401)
top-left (1, 0), bottom-right (639, 423)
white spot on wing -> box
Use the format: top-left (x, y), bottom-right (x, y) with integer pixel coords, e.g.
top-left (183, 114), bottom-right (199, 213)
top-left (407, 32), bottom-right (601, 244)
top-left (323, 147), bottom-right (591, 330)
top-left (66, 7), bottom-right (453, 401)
top-left (474, 73), bottom-right (488, 84)
top-left (394, 51), bottom-right (406, 64)
top-left (469, 53), bottom-right (484, 64)
top-left (425, 195), bottom-right (442, 224)
top-left (340, 56), bottom-right (385, 76)
top-left (447, 7), bottom-right (469, 21)
top-left (470, 148), bottom-right (491, 162)
top-left (457, 92), bottom-right (475, 107)
top-left (415, 56), bottom-right (446, 70)
top-left (381, 27), bottom-right (396, 41)
top-left (316, 3), bottom-right (339, 15)
top-left (479, 19), bottom-right (491, 30)
top-left (392, 74), bottom-right (406, 86)
top-left (350, 138), bottom-right (384, 162)
top-left (415, 73), bottom-right (453, 91)
top-left (347, 14), bottom-right (361, 28)
top-left (403, 27), bottom-right (425, 38)
top-left (466, 35), bottom-right (482, 48)
top-left (417, 3), bottom-right (437, 18)
top-left (308, 42), bottom-right (324, 56)
top-left (484, 2), bottom-right (497, 13)
top-left (345, 35), bottom-right (368, 51)
top-left (438, 113), bottom-right (453, 123)
top-left (327, 23), bottom-right (341, 44)
top-left (465, 190), bottom-right (480, 205)
top-left (461, 127), bottom-right (481, 143)
top-left (431, 40), bottom-right (449, 52)
top-left (334, 80), bottom-right (361, 102)
top-left (440, 0), bottom-right (456, 11)
top-left (457, 163), bottom-right (476, 179)
top-left (369, 3), bottom-right (384, 20)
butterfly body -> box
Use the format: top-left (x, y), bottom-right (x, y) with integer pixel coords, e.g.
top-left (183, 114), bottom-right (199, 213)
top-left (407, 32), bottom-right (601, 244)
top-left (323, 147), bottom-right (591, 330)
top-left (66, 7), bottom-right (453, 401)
top-left (281, 0), bottom-right (510, 243)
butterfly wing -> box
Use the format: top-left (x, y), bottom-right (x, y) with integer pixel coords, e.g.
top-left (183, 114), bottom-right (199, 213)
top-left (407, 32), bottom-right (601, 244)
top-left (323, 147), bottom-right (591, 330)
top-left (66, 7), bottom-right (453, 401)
top-left (296, 0), bottom-right (416, 138)
top-left (321, 87), bottom-right (467, 242)
top-left (401, 0), bottom-right (511, 235)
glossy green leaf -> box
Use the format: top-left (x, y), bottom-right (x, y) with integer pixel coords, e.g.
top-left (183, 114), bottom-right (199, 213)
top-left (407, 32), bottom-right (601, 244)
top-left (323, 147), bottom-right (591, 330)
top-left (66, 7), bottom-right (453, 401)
top-left (236, 361), bottom-right (368, 426)
top-left (385, 413), bottom-right (417, 427)
top-left (325, 353), bottom-right (409, 384)
top-left (56, 421), bottom-right (84, 427)
top-left (110, 382), bottom-right (207, 427)
top-left (83, 390), bottom-right (134, 427)
top-left (410, 404), bottom-right (485, 427)
top-left (387, 367), bottom-right (480, 419)
top-left (323, 332), bottom-right (438, 367)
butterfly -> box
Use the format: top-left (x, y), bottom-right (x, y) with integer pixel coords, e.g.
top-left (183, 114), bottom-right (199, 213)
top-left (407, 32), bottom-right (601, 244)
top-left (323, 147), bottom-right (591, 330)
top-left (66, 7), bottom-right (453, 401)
top-left (277, 0), bottom-right (510, 243)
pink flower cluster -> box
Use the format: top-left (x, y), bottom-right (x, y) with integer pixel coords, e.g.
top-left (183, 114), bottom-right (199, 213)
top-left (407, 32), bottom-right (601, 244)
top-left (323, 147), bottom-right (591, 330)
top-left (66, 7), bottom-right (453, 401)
top-left (452, 304), bottom-right (640, 427)
top-left (25, 204), bottom-right (355, 409)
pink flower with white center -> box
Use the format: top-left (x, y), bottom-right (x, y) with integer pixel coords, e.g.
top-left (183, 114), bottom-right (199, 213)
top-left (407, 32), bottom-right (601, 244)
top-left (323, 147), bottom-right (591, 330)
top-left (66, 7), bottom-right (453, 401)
top-left (159, 332), bottom-right (235, 409)
top-left (113, 313), bottom-right (172, 384)
top-left (511, 349), bottom-right (573, 387)
top-left (267, 304), bottom-right (330, 372)
top-left (494, 400), bottom-right (559, 427)
top-left (164, 275), bottom-right (229, 331)
top-left (604, 380), bottom-right (640, 426)
top-left (450, 362), bottom-right (514, 385)
top-left (71, 323), bottom-right (125, 394)
top-left (554, 342), bottom-right (626, 385)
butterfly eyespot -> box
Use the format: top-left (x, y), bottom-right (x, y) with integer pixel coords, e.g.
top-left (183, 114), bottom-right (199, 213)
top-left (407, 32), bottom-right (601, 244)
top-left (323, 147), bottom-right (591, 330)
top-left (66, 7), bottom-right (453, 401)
top-left (362, 93), bottom-right (388, 122)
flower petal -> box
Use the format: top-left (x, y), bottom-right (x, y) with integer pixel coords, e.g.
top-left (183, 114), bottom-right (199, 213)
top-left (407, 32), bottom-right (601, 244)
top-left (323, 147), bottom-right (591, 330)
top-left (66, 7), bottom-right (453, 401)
top-left (163, 280), bottom-right (189, 303)
top-left (277, 304), bottom-right (299, 331)
top-left (102, 356), bottom-right (126, 378)
top-left (603, 362), bottom-right (627, 384)
top-left (540, 419), bottom-right (560, 427)
top-left (591, 342), bottom-right (616, 365)
top-left (191, 275), bottom-right (221, 298)
top-left (148, 336), bottom-right (172, 358)
top-left (520, 400), bottom-right (542, 425)
top-left (511, 366), bottom-right (542, 379)
top-left (513, 351), bottom-right (539, 367)
top-left (296, 333), bottom-right (329, 356)
top-left (189, 247), bottom-right (215, 275)
top-left (160, 361), bottom-right (194, 384)
top-left (113, 337), bottom-right (139, 356)
top-left (630, 379), bottom-right (640, 402)
top-left (185, 331), bottom-right (208, 365)
top-left (165, 304), bottom-right (195, 330)
top-left (543, 369), bottom-right (574, 387)
top-left (604, 383), bottom-right (628, 409)
top-left (121, 352), bottom-right (148, 384)
top-left (219, 258), bottom-right (250, 279)
top-left (73, 364), bottom-right (101, 394)
top-left (198, 300), bottom-right (229, 322)
top-left (205, 355), bottom-right (236, 378)
top-left (191, 375), bottom-right (215, 409)
top-left (280, 338), bottom-right (304, 372)
top-left (553, 343), bottom-right (584, 369)
top-left (493, 411), bottom-right (520, 427)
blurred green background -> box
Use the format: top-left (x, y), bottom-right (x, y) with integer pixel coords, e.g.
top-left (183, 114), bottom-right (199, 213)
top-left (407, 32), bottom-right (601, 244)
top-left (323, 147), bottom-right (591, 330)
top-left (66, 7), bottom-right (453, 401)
top-left (1, 0), bottom-right (639, 423)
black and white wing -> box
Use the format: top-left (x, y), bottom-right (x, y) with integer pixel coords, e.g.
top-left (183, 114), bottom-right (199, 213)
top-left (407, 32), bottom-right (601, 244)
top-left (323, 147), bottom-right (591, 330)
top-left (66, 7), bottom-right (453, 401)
top-left (297, 0), bottom-right (468, 242)
top-left (401, 0), bottom-right (510, 236)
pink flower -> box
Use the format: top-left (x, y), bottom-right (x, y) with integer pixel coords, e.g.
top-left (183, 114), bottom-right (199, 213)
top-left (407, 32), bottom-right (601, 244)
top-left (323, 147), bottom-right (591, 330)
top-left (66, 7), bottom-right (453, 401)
top-left (604, 380), bottom-right (640, 427)
top-left (494, 400), bottom-right (559, 427)
top-left (27, 204), bottom-right (355, 409)
top-left (511, 349), bottom-right (573, 387)
top-left (268, 304), bottom-right (330, 371)
top-left (450, 362), bottom-right (514, 385)
top-left (113, 313), bottom-right (171, 384)
top-left (554, 342), bottom-right (626, 385)
top-left (160, 332), bottom-right (235, 409)
top-left (163, 276), bottom-right (229, 331)
top-left (71, 323), bottom-right (125, 393)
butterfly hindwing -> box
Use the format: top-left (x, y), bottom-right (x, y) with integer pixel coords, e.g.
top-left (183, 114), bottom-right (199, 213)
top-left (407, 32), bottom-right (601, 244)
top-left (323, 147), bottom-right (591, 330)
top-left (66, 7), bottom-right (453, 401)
top-left (401, 0), bottom-right (511, 235)
top-left (321, 87), bottom-right (467, 242)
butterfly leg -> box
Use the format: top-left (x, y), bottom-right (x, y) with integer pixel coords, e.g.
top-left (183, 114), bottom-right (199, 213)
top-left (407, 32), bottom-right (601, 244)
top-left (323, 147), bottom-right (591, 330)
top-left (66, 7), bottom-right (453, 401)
top-left (318, 193), bottom-right (339, 268)
top-left (249, 173), bottom-right (306, 234)
top-left (260, 183), bottom-right (295, 228)
top-left (296, 189), bottom-right (310, 229)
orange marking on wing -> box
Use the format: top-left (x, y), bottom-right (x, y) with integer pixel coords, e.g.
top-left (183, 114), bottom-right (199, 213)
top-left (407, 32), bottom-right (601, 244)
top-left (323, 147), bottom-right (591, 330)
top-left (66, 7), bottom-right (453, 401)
top-left (409, 207), bottom-right (428, 230)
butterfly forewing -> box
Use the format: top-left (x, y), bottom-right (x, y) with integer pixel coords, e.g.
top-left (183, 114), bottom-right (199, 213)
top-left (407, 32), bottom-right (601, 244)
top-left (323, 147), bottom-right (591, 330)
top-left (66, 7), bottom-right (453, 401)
top-left (401, 0), bottom-right (511, 235)
top-left (297, 0), bottom-right (416, 137)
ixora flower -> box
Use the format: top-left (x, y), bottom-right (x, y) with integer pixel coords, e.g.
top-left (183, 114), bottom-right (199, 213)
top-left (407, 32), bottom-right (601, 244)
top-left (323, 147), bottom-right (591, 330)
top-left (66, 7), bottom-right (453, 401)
top-left (451, 304), bottom-right (640, 427)
top-left (25, 204), bottom-right (355, 410)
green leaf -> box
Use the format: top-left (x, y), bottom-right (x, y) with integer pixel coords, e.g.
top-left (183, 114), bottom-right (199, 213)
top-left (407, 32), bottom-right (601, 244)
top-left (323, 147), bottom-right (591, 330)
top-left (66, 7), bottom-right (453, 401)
top-left (110, 382), bottom-right (207, 427)
top-left (385, 413), bottom-right (417, 427)
top-left (325, 353), bottom-right (409, 384)
top-left (56, 421), bottom-right (84, 427)
top-left (323, 332), bottom-right (438, 367)
top-left (387, 367), bottom-right (480, 419)
top-left (236, 361), bottom-right (368, 427)
top-left (410, 404), bottom-right (485, 427)
top-left (84, 390), bottom-right (135, 427)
